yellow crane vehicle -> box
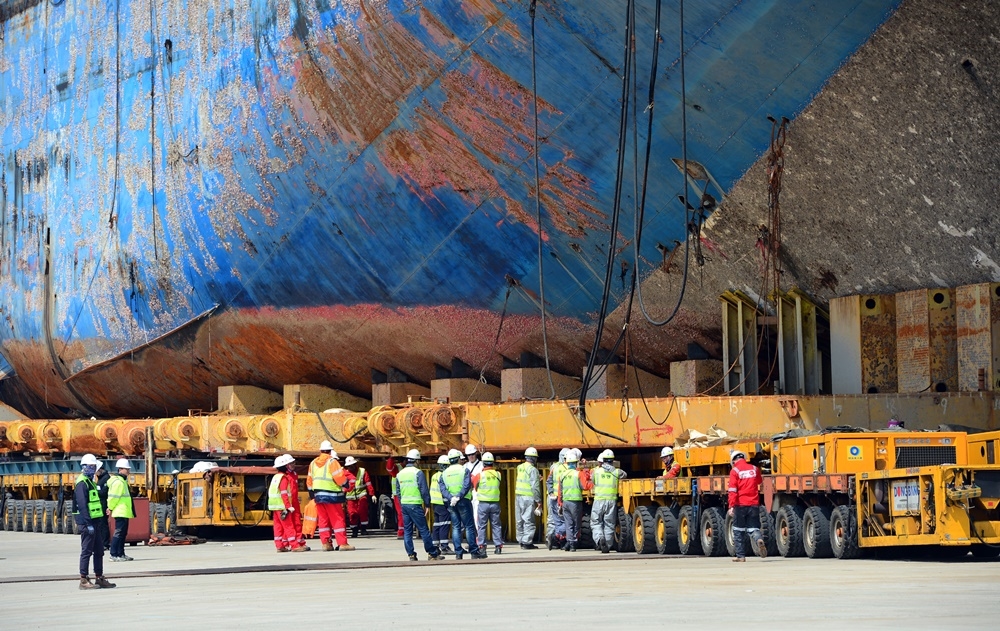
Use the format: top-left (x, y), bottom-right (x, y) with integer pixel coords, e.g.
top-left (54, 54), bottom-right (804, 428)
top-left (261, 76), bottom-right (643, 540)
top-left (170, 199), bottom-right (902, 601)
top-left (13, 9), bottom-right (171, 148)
top-left (620, 430), bottom-right (1000, 559)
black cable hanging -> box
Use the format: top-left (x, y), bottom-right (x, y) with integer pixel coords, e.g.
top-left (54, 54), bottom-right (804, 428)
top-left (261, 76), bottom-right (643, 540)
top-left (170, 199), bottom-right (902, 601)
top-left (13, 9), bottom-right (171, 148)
top-left (577, 0), bottom-right (635, 435)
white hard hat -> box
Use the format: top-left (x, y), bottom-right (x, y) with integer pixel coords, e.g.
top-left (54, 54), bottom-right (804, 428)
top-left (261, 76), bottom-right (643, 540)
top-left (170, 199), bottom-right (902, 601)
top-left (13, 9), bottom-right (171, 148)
top-left (344, 456), bottom-right (358, 467)
top-left (572, 448), bottom-right (582, 459)
top-left (464, 444), bottom-right (479, 456)
top-left (406, 448), bottom-right (421, 460)
top-left (482, 452), bottom-right (495, 464)
top-left (597, 449), bottom-right (614, 462)
top-left (329, 451), bottom-right (339, 460)
top-left (320, 440), bottom-right (334, 452)
top-left (660, 446), bottom-right (674, 458)
top-left (565, 451), bottom-right (579, 464)
top-left (437, 455), bottom-right (450, 465)
top-left (558, 448), bottom-right (569, 463)
top-left (115, 458), bottom-right (131, 469)
top-left (274, 454), bottom-right (295, 468)
top-left (447, 448), bottom-right (462, 461)
top-left (95, 460), bottom-right (104, 471)
top-left (730, 450), bottom-right (747, 464)
top-left (524, 447), bottom-right (538, 458)
top-left (81, 454), bottom-right (98, 466)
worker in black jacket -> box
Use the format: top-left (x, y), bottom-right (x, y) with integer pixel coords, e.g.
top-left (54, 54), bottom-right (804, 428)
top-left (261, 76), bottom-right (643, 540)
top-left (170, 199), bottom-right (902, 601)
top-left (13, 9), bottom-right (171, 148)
top-left (74, 454), bottom-right (116, 590)
top-left (95, 461), bottom-right (112, 551)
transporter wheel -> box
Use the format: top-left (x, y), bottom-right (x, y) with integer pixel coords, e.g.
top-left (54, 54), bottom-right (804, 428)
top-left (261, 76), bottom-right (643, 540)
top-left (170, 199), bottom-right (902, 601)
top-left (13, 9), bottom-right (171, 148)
top-left (33, 500), bottom-right (46, 533)
top-left (776, 505), bottom-right (805, 558)
top-left (803, 506), bottom-right (833, 558)
top-left (14, 500), bottom-right (25, 531)
top-left (655, 506), bottom-right (680, 555)
top-left (42, 501), bottom-right (56, 534)
top-left (699, 506), bottom-right (727, 557)
top-left (165, 504), bottom-right (176, 534)
top-left (677, 505), bottom-right (703, 556)
top-left (633, 506), bottom-right (657, 554)
top-left (614, 507), bottom-right (634, 553)
top-left (3, 499), bottom-right (15, 531)
top-left (758, 506), bottom-right (779, 557)
top-left (970, 545), bottom-right (1000, 559)
top-left (61, 500), bottom-right (75, 535)
top-left (23, 501), bottom-right (35, 533)
top-left (580, 513), bottom-right (595, 550)
top-left (830, 505), bottom-right (861, 560)
top-left (724, 510), bottom-right (737, 557)
top-left (154, 504), bottom-right (167, 534)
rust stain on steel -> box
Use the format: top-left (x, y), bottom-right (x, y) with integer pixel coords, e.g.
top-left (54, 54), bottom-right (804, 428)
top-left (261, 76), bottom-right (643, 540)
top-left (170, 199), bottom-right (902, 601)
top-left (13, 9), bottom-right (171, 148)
top-left (860, 295), bottom-right (898, 394)
top-left (956, 283), bottom-right (1000, 392)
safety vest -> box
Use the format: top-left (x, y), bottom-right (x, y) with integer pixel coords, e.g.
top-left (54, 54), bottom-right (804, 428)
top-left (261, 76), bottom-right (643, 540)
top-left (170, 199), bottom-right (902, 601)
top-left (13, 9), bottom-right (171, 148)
top-left (515, 462), bottom-right (536, 497)
top-left (430, 472), bottom-right (444, 505)
top-left (346, 467), bottom-right (368, 499)
top-left (73, 475), bottom-right (104, 519)
top-left (478, 468), bottom-right (501, 503)
top-left (560, 469), bottom-right (583, 501)
top-left (550, 462), bottom-right (566, 488)
top-left (107, 474), bottom-right (135, 518)
top-left (268, 474), bottom-right (287, 511)
top-left (443, 464), bottom-right (471, 499)
top-left (592, 467), bottom-right (620, 501)
top-left (309, 459), bottom-right (342, 492)
top-left (396, 467), bottom-right (424, 505)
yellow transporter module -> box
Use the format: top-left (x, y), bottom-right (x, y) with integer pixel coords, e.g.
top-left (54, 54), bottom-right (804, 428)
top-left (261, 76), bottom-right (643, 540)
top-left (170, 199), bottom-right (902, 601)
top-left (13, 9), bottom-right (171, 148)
top-left (967, 430), bottom-right (1000, 465)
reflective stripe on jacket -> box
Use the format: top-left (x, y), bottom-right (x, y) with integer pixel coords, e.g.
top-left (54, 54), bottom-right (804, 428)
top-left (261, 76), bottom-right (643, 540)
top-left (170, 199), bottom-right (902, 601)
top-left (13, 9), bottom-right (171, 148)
top-left (73, 475), bottom-right (103, 519)
top-left (396, 466), bottom-right (425, 505)
top-left (268, 475), bottom-right (287, 511)
top-left (591, 467), bottom-right (622, 501)
top-left (728, 459), bottom-right (763, 508)
top-left (559, 469), bottom-right (583, 502)
top-left (346, 467), bottom-right (369, 499)
top-left (515, 462), bottom-right (540, 499)
top-left (309, 459), bottom-right (342, 492)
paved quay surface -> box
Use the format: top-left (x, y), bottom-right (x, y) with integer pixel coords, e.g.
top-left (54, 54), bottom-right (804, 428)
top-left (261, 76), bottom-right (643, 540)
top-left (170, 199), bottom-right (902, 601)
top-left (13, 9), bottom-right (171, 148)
top-left (2, 531), bottom-right (999, 630)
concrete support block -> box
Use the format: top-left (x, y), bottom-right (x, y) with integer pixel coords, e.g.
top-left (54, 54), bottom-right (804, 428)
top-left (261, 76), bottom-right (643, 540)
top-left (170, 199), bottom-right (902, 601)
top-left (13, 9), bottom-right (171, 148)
top-left (217, 385), bottom-right (282, 415)
top-left (582, 364), bottom-right (670, 399)
top-left (430, 378), bottom-right (501, 403)
top-left (501, 368), bottom-right (580, 401)
top-left (372, 382), bottom-right (430, 406)
top-left (896, 289), bottom-right (957, 393)
top-left (670, 360), bottom-right (724, 396)
top-left (284, 384), bottom-right (371, 413)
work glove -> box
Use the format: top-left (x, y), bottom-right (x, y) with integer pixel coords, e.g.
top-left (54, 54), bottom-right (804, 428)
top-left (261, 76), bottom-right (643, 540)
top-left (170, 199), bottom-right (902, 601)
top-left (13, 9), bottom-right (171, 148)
top-left (548, 493), bottom-right (556, 501)
top-left (85, 525), bottom-right (95, 534)
top-left (288, 505), bottom-right (295, 512)
top-left (280, 510), bottom-right (289, 520)
top-left (727, 507), bottom-right (734, 518)
top-left (533, 507), bottom-right (542, 517)
top-left (449, 496), bottom-right (459, 507)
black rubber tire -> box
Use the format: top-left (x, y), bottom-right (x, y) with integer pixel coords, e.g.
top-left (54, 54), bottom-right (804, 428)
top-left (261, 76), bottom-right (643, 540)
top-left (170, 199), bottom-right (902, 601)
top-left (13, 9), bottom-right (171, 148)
top-left (580, 513), bottom-right (595, 550)
top-left (677, 505), bottom-right (703, 556)
top-left (776, 505), bottom-right (806, 557)
top-left (62, 500), bottom-right (75, 535)
top-left (615, 507), bottom-right (634, 553)
top-left (378, 495), bottom-right (397, 531)
top-left (803, 506), bottom-right (834, 558)
top-left (42, 500), bottom-right (56, 534)
top-left (633, 506), bottom-right (657, 554)
top-left (700, 506), bottom-right (728, 557)
top-left (155, 504), bottom-right (168, 534)
top-left (33, 500), bottom-right (46, 533)
top-left (655, 506), bottom-right (680, 555)
top-left (149, 502), bottom-right (158, 533)
top-left (2, 499), bottom-right (14, 531)
top-left (52, 500), bottom-right (63, 534)
top-left (829, 505), bottom-right (861, 559)
top-left (23, 501), bottom-right (35, 533)
top-left (758, 506), bottom-right (779, 557)
top-left (724, 510), bottom-right (737, 557)
top-left (971, 544), bottom-right (1000, 559)
top-left (0, 499), bottom-right (6, 531)
top-left (165, 504), bottom-right (177, 535)
top-left (14, 500), bottom-right (25, 531)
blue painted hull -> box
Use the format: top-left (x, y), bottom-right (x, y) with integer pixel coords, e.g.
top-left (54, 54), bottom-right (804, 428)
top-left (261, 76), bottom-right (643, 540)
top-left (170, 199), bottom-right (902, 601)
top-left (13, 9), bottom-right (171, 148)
top-left (0, 0), bottom-right (901, 417)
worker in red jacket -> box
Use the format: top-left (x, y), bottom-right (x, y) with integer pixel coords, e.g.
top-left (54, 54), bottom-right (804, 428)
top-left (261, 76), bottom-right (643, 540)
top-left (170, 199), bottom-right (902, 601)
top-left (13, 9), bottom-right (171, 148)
top-left (727, 450), bottom-right (766, 561)
top-left (345, 456), bottom-right (376, 538)
top-left (268, 454), bottom-right (309, 552)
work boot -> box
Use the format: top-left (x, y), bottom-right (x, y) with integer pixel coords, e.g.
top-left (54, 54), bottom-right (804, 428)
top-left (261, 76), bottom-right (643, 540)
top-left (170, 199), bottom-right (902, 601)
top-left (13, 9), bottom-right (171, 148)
top-left (351, 526), bottom-right (359, 538)
top-left (323, 542), bottom-right (335, 552)
top-left (338, 544), bottom-right (356, 551)
top-left (109, 556), bottom-right (122, 562)
top-left (601, 539), bottom-right (610, 554)
top-left (524, 543), bottom-right (537, 550)
top-left (455, 552), bottom-right (464, 560)
top-left (473, 551), bottom-right (489, 559)
top-left (546, 534), bottom-right (555, 550)
top-left (756, 538), bottom-right (768, 559)
top-left (495, 545), bottom-right (502, 555)
top-left (568, 544), bottom-right (577, 552)
top-left (439, 544), bottom-right (452, 554)
top-left (429, 553), bottom-right (445, 561)
top-left (79, 576), bottom-right (96, 590)
top-left (291, 545), bottom-right (309, 552)
top-left (408, 553), bottom-right (419, 561)
top-left (276, 548), bottom-right (290, 553)
top-left (94, 576), bottom-right (116, 589)
top-left (732, 557), bottom-right (746, 562)
top-left (121, 554), bottom-right (134, 561)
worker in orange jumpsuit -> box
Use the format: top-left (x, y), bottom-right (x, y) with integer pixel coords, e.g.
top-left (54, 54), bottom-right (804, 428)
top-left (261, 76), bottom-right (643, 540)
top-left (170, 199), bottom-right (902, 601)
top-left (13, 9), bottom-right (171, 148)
top-left (386, 455), bottom-right (405, 539)
top-left (268, 454), bottom-right (309, 552)
top-left (661, 447), bottom-right (681, 478)
top-left (307, 441), bottom-right (356, 551)
top-left (345, 456), bottom-right (376, 538)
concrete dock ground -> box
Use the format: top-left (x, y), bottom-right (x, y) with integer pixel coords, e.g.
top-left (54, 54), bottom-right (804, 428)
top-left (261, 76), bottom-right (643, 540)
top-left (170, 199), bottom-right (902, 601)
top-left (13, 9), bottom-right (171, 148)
top-left (2, 532), bottom-right (999, 630)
